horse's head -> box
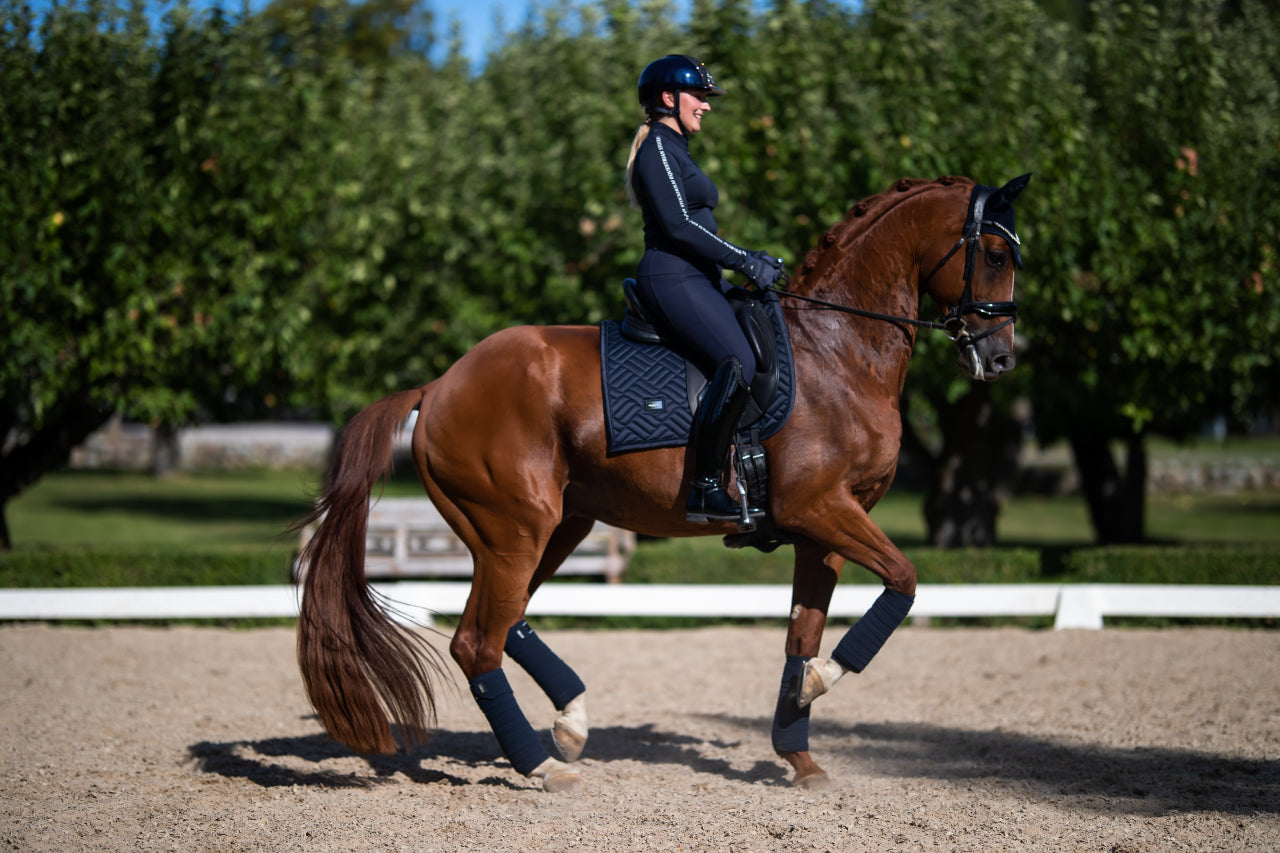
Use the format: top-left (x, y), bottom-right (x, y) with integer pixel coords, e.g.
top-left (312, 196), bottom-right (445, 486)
top-left (923, 174), bottom-right (1030, 382)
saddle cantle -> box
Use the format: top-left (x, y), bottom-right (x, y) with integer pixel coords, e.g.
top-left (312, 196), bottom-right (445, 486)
top-left (600, 279), bottom-right (797, 547)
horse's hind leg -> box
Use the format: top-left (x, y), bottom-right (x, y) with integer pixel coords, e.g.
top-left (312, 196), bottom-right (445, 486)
top-left (439, 506), bottom-right (593, 792)
top-left (450, 563), bottom-right (584, 793)
top-left (504, 516), bottom-right (595, 762)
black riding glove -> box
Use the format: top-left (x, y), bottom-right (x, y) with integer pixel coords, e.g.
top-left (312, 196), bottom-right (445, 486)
top-left (738, 250), bottom-right (787, 289)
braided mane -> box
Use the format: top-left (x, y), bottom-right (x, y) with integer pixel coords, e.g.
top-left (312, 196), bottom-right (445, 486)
top-left (795, 175), bottom-right (969, 287)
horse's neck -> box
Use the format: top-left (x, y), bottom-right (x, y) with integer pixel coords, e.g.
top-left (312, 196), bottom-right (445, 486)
top-left (785, 182), bottom-right (964, 396)
top-left (787, 246), bottom-right (922, 397)
top-left (786, 301), bottom-right (917, 404)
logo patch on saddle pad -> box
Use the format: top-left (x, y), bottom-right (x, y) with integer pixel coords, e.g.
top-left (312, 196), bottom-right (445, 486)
top-left (599, 293), bottom-right (796, 454)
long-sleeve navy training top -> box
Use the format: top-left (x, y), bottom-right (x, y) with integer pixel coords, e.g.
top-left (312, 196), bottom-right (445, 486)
top-left (630, 122), bottom-right (749, 274)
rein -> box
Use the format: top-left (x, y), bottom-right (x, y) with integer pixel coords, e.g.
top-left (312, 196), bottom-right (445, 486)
top-left (764, 284), bottom-right (951, 338)
top-left (767, 182), bottom-right (1019, 359)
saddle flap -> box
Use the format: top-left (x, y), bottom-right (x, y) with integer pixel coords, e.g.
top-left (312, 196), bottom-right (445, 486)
top-left (735, 297), bottom-right (779, 413)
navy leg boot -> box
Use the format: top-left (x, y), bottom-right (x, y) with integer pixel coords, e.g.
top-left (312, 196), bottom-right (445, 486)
top-left (685, 357), bottom-right (765, 524)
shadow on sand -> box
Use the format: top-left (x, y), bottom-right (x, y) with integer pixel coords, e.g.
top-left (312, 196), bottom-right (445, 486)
top-left (701, 712), bottom-right (1280, 816)
top-left (187, 720), bottom-right (785, 791)
top-left (190, 714), bottom-right (1278, 815)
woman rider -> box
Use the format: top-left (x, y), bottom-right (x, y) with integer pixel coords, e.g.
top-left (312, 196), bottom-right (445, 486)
top-left (625, 54), bottom-right (787, 524)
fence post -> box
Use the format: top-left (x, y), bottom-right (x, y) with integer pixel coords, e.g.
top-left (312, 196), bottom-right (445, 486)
top-left (1054, 585), bottom-right (1103, 630)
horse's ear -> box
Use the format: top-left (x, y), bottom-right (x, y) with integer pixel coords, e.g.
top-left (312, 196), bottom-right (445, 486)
top-left (993, 173), bottom-right (1031, 206)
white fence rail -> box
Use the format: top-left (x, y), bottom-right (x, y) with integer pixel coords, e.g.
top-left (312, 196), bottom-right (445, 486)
top-left (295, 498), bottom-right (635, 583)
top-left (1, 583), bottom-right (1278, 630)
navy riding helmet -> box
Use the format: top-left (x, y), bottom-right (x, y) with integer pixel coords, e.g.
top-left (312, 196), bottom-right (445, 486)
top-left (637, 54), bottom-right (726, 117)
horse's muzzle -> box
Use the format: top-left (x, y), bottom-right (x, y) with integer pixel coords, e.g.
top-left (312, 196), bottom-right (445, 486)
top-left (957, 340), bottom-right (1016, 382)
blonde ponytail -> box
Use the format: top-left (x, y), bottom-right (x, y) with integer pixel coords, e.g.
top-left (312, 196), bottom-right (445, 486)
top-left (625, 122), bottom-right (652, 209)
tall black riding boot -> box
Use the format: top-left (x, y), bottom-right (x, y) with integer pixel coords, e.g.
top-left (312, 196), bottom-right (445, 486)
top-left (685, 358), bottom-right (766, 524)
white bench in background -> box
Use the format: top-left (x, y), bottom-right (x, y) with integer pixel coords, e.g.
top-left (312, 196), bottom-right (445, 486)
top-left (295, 497), bottom-right (635, 584)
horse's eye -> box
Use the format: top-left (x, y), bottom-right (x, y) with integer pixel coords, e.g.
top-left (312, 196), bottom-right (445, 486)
top-left (986, 249), bottom-right (1008, 268)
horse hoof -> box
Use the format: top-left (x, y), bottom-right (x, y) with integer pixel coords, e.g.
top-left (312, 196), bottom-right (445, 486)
top-left (552, 694), bottom-right (589, 762)
top-left (531, 757), bottom-right (585, 794)
top-left (797, 658), bottom-right (844, 708)
top-left (792, 770), bottom-right (833, 791)
top-left (538, 762), bottom-right (586, 794)
top-left (781, 751), bottom-right (831, 791)
top-left (553, 719), bottom-right (587, 762)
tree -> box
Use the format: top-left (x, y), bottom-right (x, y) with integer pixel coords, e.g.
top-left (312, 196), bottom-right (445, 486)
top-left (1024, 0), bottom-right (1280, 542)
top-left (2, 0), bottom-right (169, 546)
top-left (4, 0), bottom-right (1277, 553)
top-left (0, 1), bottom-right (390, 545)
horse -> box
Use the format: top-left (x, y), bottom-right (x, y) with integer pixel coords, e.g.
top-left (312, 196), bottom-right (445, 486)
top-left (294, 173), bottom-right (1030, 793)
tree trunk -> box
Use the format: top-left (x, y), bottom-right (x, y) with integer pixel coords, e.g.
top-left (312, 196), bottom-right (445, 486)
top-left (1069, 430), bottom-right (1147, 544)
top-left (902, 385), bottom-right (1026, 548)
top-left (151, 423), bottom-right (181, 477)
top-left (0, 394), bottom-right (112, 551)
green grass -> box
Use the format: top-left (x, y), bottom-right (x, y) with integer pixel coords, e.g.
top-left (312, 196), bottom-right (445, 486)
top-left (9, 469), bottom-right (320, 550)
top-left (1144, 492), bottom-right (1280, 544)
top-left (9, 467), bottom-right (1279, 553)
top-left (4, 465), bottom-right (1279, 592)
top-left (5, 466), bottom-right (1277, 630)
top-left (1144, 434), bottom-right (1280, 464)
top-left (626, 536), bottom-right (1045, 585)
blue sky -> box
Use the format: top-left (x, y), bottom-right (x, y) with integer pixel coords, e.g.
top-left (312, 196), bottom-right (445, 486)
top-left (31, 1), bottom-right (882, 69)
top-left (374, 0), bottom-right (694, 66)
top-left (28, 1), bottom-right (670, 66)
top-left (431, 1), bottom-right (533, 65)
top-left (29, 1), bottom-right (698, 67)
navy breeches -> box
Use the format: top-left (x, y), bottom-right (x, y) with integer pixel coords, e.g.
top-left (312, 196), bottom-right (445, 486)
top-left (636, 250), bottom-right (757, 386)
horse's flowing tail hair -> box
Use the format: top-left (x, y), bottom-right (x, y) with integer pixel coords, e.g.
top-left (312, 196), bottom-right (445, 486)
top-left (294, 386), bottom-right (447, 754)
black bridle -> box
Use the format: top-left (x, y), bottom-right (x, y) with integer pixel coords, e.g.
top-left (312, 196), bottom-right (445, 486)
top-left (767, 183), bottom-right (1020, 363)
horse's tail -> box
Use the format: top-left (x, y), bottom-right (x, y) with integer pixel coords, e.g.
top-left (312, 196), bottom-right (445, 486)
top-left (293, 385), bottom-right (446, 754)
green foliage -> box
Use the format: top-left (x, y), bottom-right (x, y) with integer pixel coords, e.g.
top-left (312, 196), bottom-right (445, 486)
top-left (910, 547), bottom-right (1044, 584)
top-left (626, 535), bottom-right (804, 584)
top-left (0, 547), bottom-right (294, 587)
top-left (1027, 0), bottom-right (1280, 440)
top-left (1060, 545), bottom-right (1280, 585)
top-left (3, 538), bottom-right (1273, 589)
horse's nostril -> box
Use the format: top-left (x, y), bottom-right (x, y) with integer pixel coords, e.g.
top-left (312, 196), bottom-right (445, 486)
top-left (990, 353), bottom-right (1016, 374)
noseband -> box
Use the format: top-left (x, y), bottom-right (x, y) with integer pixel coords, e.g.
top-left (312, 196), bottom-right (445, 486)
top-left (770, 183), bottom-right (1020, 364)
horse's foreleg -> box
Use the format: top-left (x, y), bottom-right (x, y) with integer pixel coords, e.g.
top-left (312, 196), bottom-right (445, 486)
top-left (798, 587), bottom-right (914, 707)
top-left (795, 502), bottom-right (917, 708)
top-left (773, 541), bottom-right (841, 790)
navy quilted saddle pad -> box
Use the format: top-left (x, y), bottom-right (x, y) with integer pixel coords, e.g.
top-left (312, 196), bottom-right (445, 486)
top-left (599, 291), bottom-right (796, 454)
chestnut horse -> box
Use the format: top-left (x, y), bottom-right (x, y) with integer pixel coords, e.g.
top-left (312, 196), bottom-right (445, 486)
top-left (295, 174), bottom-right (1030, 793)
